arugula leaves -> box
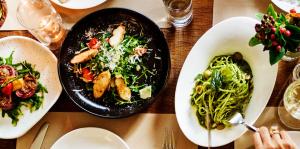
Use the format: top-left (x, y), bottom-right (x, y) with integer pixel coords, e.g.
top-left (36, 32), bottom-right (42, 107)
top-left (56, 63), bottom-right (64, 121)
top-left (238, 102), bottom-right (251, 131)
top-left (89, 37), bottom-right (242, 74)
top-left (0, 52), bottom-right (47, 126)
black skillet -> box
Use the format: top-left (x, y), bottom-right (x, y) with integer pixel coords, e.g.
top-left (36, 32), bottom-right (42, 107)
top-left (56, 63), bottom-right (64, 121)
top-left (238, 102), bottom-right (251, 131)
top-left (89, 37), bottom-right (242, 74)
top-left (58, 8), bottom-right (170, 118)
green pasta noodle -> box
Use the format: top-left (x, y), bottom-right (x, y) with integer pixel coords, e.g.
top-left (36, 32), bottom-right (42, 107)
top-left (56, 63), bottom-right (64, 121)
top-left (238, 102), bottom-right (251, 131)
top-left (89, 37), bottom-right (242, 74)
top-left (191, 52), bottom-right (253, 130)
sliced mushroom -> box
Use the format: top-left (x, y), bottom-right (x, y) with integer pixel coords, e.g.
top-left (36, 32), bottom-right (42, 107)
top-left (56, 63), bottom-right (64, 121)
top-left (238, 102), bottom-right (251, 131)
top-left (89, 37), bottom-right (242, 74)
top-left (70, 49), bottom-right (98, 64)
top-left (115, 77), bottom-right (131, 101)
top-left (93, 70), bottom-right (111, 99)
top-left (109, 25), bottom-right (126, 48)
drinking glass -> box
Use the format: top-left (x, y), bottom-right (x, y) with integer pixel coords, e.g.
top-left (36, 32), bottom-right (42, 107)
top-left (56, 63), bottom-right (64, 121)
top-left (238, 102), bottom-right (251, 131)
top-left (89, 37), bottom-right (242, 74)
top-left (162, 0), bottom-right (193, 27)
top-left (17, 0), bottom-right (66, 46)
top-left (278, 70), bottom-right (300, 130)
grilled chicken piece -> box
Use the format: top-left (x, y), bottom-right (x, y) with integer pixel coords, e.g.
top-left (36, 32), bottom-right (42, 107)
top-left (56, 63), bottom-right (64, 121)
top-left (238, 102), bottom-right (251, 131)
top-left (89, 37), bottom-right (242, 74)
top-left (115, 77), bottom-right (131, 101)
top-left (109, 25), bottom-right (126, 48)
top-left (93, 70), bottom-right (111, 99)
top-left (70, 49), bottom-right (98, 64)
top-left (134, 47), bottom-right (147, 56)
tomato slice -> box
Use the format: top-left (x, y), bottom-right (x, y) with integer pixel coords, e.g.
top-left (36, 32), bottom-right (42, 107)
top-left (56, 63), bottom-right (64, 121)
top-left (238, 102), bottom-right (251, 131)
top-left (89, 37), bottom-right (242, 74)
top-left (1, 82), bottom-right (13, 95)
top-left (82, 68), bottom-right (93, 82)
top-left (88, 38), bottom-right (99, 49)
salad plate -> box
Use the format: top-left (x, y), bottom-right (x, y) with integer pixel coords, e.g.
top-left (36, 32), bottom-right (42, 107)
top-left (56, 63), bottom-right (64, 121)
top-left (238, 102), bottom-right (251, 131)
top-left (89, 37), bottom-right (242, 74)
top-left (58, 8), bottom-right (170, 118)
top-left (175, 17), bottom-right (278, 147)
top-left (51, 127), bottom-right (129, 149)
top-left (272, 0), bottom-right (300, 13)
top-left (0, 36), bottom-right (62, 139)
top-left (51, 0), bottom-right (106, 9)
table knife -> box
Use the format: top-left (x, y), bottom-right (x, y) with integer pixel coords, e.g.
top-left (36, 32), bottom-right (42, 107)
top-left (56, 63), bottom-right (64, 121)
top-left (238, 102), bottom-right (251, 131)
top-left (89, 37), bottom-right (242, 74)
top-left (30, 123), bottom-right (49, 149)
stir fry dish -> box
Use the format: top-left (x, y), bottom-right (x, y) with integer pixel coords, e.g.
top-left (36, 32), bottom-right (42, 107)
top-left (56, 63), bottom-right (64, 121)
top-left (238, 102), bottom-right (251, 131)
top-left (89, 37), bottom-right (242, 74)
top-left (70, 24), bottom-right (161, 105)
top-left (0, 52), bottom-right (47, 125)
top-left (191, 52), bottom-right (253, 130)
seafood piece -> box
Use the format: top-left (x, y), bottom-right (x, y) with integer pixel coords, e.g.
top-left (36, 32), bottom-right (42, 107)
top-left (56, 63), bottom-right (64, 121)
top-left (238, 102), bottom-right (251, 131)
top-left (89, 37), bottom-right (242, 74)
top-left (0, 65), bottom-right (17, 84)
top-left (93, 70), bottom-right (111, 99)
top-left (70, 49), bottom-right (98, 64)
top-left (115, 77), bottom-right (131, 101)
top-left (0, 95), bottom-right (13, 110)
top-left (109, 25), bottom-right (126, 48)
top-left (16, 74), bottom-right (37, 99)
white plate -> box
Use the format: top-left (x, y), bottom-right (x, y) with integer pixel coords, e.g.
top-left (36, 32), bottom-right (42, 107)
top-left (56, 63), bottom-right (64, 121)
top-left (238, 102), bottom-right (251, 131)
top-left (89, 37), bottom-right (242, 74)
top-left (51, 0), bottom-right (106, 9)
top-left (51, 127), bottom-right (130, 149)
top-left (0, 36), bottom-right (62, 139)
top-left (287, 131), bottom-right (300, 147)
top-left (175, 17), bottom-right (278, 147)
top-left (272, 0), bottom-right (300, 13)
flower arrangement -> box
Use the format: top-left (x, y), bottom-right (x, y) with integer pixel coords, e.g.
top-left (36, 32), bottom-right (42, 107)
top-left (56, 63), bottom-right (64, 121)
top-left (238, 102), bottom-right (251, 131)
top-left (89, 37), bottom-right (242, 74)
top-left (249, 4), bottom-right (300, 65)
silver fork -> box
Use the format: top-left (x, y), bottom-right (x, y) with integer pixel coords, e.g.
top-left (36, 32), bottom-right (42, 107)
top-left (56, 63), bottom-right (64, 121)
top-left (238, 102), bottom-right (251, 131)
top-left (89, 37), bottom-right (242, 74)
top-left (162, 128), bottom-right (175, 149)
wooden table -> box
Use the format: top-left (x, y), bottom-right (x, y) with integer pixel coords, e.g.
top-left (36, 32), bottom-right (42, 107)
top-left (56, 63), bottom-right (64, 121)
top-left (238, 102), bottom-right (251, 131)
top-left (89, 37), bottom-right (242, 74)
top-left (0, 0), bottom-right (298, 148)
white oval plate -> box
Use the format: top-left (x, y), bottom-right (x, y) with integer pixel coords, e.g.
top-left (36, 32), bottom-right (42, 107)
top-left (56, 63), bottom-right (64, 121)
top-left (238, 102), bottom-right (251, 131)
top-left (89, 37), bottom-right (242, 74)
top-left (51, 127), bottom-right (130, 149)
top-left (51, 0), bottom-right (106, 9)
top-left (272, 0), bottom-right (300, 13)
top-left (0, 36), bottom-right (62, 139)
top-left (175, 17), bottom-right (278, 147)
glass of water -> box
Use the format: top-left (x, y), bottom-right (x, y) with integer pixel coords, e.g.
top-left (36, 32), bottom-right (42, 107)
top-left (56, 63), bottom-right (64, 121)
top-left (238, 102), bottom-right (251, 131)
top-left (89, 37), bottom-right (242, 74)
top-left (162, 0), bottom-right (193, 27)
top-left (17, 0), bottom-right (66, 46)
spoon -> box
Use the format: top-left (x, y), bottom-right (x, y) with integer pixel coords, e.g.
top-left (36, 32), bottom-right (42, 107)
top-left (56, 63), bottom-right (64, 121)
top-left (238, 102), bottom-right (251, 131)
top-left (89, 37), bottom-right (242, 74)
top-left (229, 113), bottom-right (258, 132)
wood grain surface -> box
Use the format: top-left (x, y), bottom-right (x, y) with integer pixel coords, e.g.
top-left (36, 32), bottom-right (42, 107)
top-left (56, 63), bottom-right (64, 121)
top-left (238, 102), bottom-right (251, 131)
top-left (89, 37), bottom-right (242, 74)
top-left (0, 0), bottom-right (298, 148)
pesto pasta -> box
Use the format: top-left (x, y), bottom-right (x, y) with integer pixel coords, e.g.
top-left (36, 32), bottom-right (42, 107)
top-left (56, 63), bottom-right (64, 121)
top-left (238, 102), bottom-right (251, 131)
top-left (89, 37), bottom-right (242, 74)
top-left (191, 52), bottom-right (253, 129)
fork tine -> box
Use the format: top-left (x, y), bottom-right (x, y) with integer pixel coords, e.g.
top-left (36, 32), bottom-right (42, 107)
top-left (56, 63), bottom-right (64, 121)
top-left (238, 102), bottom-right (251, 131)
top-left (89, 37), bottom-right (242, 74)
top-left (162, 128), bottom-right (175, 149)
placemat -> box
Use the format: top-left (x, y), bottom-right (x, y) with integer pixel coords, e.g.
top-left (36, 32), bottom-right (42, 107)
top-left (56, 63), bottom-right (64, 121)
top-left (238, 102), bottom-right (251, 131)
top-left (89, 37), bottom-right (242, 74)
top-left (16, 113), bottom-right (196, 149)
top-left (1, 0), bottom-right (170, 31)
top-left (213, 0), bottom-right (271, 25)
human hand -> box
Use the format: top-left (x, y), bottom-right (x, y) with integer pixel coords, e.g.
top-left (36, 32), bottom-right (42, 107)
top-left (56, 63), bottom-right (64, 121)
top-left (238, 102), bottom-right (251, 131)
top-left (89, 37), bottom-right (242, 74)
top-left (252, 126), bottom-right (297, 149)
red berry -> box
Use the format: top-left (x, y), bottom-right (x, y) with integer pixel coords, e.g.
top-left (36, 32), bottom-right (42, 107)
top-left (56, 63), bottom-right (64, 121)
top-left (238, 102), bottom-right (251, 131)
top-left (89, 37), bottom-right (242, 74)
top-left (276, 45), bottom-right (282, 52)
top-left (271, 27), bottom-right (276, 33)
top-left (1, 83), bottom-right (13, 95)
top-left (272, 41), bottom-right (278, 46)
top-left (271, 34), bottom-right (276, 40)
top-left (280, 28), bottom-right (286, 34)
top-left (284, 30), bottom-right (291, 37)
top-left (290, 9), bottom-right (297, 13)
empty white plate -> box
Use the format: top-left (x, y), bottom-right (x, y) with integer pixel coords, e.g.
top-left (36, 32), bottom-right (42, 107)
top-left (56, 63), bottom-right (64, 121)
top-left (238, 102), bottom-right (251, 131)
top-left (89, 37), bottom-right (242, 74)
top-left (0, 36), bottom-right (62, 139)
top-left (51, 0), bottom-right (106, 9)
top-left (51, 127), bottom-right (130, 149)
top-left (272, 0), bottom-right (300, 13)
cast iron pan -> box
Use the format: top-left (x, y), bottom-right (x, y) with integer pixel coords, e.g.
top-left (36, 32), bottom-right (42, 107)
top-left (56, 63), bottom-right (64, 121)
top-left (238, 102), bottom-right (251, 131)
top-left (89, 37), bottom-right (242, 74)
top-left (58, 8), bottom-right (170, 118)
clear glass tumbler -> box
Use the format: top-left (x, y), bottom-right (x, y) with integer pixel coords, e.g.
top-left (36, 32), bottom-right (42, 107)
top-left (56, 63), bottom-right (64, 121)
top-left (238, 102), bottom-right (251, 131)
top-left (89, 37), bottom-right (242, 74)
top-left (162, 0), bottom-right (193, 28)
top-left (17, 0), bottom-right (66, 46)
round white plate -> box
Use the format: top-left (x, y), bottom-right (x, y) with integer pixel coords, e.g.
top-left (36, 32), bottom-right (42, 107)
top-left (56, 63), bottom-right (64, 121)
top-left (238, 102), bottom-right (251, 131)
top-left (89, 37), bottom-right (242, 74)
top-left (51, 127), bottom-right (130, 149)
top-left (0, 36), bottom-right (62, 139)
top-left (51, 0), bottom-right (106, 9)
top-left (175, 17), bottom-right (278, 147)
top-left (272, 0), bottom-right (300, 13)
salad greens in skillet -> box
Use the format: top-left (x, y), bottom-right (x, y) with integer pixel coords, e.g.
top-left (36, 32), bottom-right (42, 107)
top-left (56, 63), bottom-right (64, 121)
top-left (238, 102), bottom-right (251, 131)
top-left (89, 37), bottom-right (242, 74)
top-left (0, 52), bottom-right (47, 126)
top-left (70, 24), bottom-right (160, 105)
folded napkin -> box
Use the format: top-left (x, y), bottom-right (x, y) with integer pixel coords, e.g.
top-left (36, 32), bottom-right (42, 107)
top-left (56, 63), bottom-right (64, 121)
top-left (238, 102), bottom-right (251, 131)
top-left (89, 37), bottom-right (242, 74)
top-left (17, 113), bottom-right (196, 149)
top-left (1, 0), bottom-right (170, 31)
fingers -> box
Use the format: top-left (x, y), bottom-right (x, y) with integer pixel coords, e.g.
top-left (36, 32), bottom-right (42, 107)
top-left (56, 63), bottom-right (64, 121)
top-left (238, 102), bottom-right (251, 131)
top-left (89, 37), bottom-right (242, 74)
top-left (253, 132), bottom-right (263, 149)
top-left (280, 131), bottom-right (297, 149)
top-left (271, 132), bottom-right (284, 148)
top-left (259, 127), bottom-right (273, 144)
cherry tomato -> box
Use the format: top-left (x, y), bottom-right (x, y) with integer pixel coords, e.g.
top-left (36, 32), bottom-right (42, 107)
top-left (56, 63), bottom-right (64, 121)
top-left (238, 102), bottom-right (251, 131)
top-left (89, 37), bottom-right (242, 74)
top-left (290, 9), bottom-right (296, 13)
top-left (88, 38), bottom-right (98, 49)
top-left (82, 68), bottom-right (93, 82)
top-left (1, 83), bottom-right (13, 95)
